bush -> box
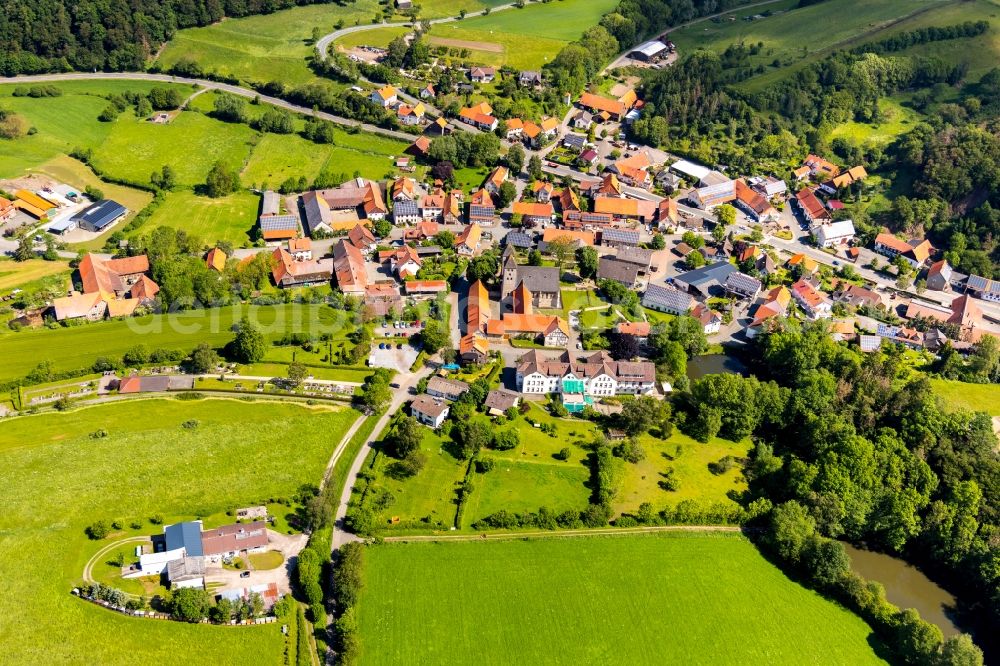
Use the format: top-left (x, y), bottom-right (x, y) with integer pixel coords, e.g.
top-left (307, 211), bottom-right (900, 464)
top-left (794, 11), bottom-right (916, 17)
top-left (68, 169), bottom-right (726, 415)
top-left (613, 439), bottom-right (645, 463)
top-left (476, 457), bottom-right (496, 473)
top-left (85, 520), bottom-right (110, 540)
top-left (554, 447), bottom-right (571, 461)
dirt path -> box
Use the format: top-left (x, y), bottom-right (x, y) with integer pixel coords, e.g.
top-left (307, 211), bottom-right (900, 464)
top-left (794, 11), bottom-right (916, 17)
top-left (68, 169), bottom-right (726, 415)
top-left (82, 536), bottom-right (151, 598)
top-left (382, 524), bottom-right (747, 543)
top-left (427, 36), bottom-right (504, 53)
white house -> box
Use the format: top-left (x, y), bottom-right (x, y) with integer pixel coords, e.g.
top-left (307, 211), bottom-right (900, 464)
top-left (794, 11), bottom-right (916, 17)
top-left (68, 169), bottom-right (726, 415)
top-left (514, 350), bottom-right (655, 398)
top-left (791, 279), bottom-right (832, 319)
top-left (370, 85), bottom-right (397, 107)
top-left (411, 394), bottom-right (450, 427)
top-left (814, 219), bottom-right (856, 248)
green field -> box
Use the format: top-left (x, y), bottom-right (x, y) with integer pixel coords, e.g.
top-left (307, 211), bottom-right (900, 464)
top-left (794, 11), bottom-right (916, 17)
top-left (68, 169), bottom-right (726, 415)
top-left (931, 378), bottom-right (1000, 415)
top-left (357, 534), bottom-right (886, 664)
top-left (142, 189), bottom-right (260, 245)
top-left (0, 397), bottom-right (355, 664)
top-left (358, 0), bottom-right (618, 69)
top-left (826, 95), bottom-right (923, 147)
top-left (0, 303), bottom-right (355, 383)
top-left (156, 1), bottom-right (379, 86)
top-left (665, 0), bottom-right (949, 93)
top-left (0, 257), bottom-right (70, 292)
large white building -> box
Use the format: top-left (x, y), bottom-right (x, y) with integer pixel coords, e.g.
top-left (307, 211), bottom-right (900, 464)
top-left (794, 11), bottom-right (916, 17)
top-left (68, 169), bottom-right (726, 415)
top-left (514, 350), bottom-right (656, 411)
top-left (814, 219), bottom-right (856, 248)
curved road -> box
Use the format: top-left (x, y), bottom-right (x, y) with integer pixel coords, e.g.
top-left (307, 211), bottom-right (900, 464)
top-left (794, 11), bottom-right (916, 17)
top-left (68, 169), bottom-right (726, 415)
top-left (0, 72), bottom-right (415, 142)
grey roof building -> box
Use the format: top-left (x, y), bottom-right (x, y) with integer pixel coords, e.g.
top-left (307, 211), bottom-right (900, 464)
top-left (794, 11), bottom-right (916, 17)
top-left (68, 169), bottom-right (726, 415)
top-left (72, 199), bottom-right (127, 232)
top-left (642, 283), bottom-right (693, 315)
top-left (426, 376), bottom-right (470, 401)
top-left (601, 228), bottom-right (640, 248)
top-left (673, 262), bottom-right (736, 297)
top-left (615, 246), bottom-right (654, 272)
top-left (392, 199), bottom-right (420, 221)
top-left (164, 521), bottom-right (204, 557)
top-left (598, 257), bottom-right (641, 288)
top-left (301, 191), bottom-right (332, 235)
top-left (725, 272), bottom-right (762, 300)
top-left (563, 134), bottom-right (586, 150)
top-left (505, 231), bottom-right (534, 249)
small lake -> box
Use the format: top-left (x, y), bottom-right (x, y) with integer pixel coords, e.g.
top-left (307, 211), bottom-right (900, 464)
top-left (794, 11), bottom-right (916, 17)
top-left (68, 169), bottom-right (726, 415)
top-left (843, 543), bottom-right (960, 637)
top-left (687, 353), bottom-right (748, 381)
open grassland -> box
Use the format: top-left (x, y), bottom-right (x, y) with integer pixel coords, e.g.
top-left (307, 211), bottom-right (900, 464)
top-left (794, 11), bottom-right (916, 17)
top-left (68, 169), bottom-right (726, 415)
top-left (420, 0), bottom-right (617, 69)
top-left (0, 303), bottom-right (355, 383)
top-left (368, 428), bottom-right (468, 527)
top-left (90, 111), bottom-right (259, 188)
top-left (0, 257), bottom-right (70, 292)
top-left (156, 1), bottom-right (379, 86)
top-left (885, 0), bottom-right (1000, 80)
top-left (337, 26), bottom-right (410, 49)
top-left (622, 431), bottom-right (751, 514)
top-left (411, 0), bottom-right (510, 19)
top-left (0, 397), bottom-right (354, 664)
top-left (357, 534), bottom-right (887, 665)
top-left (142, 189), bottom-right (259, 245)
top-left (665, 0), bottom-right (949, 93)
top-left (0, 82), bottom-right (192, 178)
top-left (931, 378), bottom-right (1000, 415)
top-left (827, 95), bottom-right (923, 147)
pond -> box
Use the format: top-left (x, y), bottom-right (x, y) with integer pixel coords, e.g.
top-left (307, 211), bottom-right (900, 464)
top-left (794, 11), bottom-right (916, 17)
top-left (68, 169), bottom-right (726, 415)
top-left (686, 353), bottom-right (748, 381)
top-left (843, 543), bottom-right (961, 637)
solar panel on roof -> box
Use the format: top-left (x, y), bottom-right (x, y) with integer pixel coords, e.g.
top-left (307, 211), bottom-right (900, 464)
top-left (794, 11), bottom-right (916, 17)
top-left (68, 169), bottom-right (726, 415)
top-left (260, 215), bottom-right (299, 231)
top-left (967, 274), bottom-right (989, 290)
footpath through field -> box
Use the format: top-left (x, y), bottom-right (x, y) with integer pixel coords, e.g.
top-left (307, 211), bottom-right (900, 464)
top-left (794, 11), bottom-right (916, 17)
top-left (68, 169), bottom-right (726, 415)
top-left (0, 72), bottom-right (415, 142)
top-left (382, 524), bottom-right (747, 543)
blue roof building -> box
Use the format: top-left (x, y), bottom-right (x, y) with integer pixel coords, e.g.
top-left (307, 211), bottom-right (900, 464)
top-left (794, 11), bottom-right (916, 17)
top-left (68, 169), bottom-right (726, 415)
top-left (164, 520), bottom-right (204, 557)
top-left (72, 199), bottom-right (127, 232)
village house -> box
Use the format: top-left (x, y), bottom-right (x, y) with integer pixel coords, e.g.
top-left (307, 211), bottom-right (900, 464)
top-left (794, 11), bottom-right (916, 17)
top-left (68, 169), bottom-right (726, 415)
top-left (54, 254), bottom-right (159, 321)
top-left (673, 261), bottom-right (736, 298)
top-left (370, 85), bottom-right (397, 107)
top-left (874, 233), bottom-right (934, 268)
top-left (270, 247), bottom-right (333, 288)
top-left (598, 257), bottom-right (642, 289)
top-left (745, 286), bottom-right (791, 338)
top-left (205, 247), bottom-right (227, 272)
top-left (513, 201), bottom-right (555, 227)
top-left (364, 283), bottom-right (402, 317)
top-left (519, 70), bottom-right (543, 88)
top-left (725, 272), bottom-right (762, 301)
top-left (515, 350), bottom-right (656, 404)
top-left (964, 274), bottom-right (1000, 302)
top-left (614, 321), bottom-right (651, 345)
top-left (791, 279), bottom-right (832, 319)
top-left (458, 102), bottom-right (497, 131)
top-left (690, 303), bottom-right (722, 334)
top-left (925, 260), bottom-right (953, 292)
top-left (411, 394), bottom-right (450, 428)
top-left (332, 239), bottom-right (368, 294)
top-left (814, 219), bottom-right (856, 248)
top-left (835, 283), bottom-right (881, 309)
top-left (822, 166), bottom-right (868, 194)
top-left (455, 223), bottom-right (483, 257)
top-left (426, 376), bottom-right (470, 401)
top-left (288, 237), bottom-right (313, 261)
top-left (505, 118), bottom-right (524, 140)
top-left (396, 102), bottom-right (425, 125)
top-left (392, 199), bottom-right (422, 225)
top-left (484, 388), bottom-right (520, 416)
top-left (642, 283), bottom-right (692, 315)
top-left (347, 224), bottom-right (377, 254)
top-left (794, 188), bottom-right (832, 227)
top-left (690, 180), bottom-right (736, 209)
top-left (470, 66), bottom-right (496, 83)
top-left (735, 179), bottom-right (778, 222)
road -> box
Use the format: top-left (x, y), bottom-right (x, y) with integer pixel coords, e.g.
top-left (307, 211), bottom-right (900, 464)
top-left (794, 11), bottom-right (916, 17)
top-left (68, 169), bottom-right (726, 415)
top-left (0, 72), bottom-right (416, 142)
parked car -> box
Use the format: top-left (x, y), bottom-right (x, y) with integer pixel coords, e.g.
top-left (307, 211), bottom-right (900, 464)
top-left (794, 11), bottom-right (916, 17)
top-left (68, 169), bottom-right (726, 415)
top-left (240, 571), bottom-right (250, 578)
top-left (390, 382), bottom-right (400, 389)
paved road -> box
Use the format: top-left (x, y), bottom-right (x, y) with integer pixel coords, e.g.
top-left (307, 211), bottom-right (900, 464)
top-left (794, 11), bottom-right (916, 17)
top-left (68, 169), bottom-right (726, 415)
top-left (0, 72), bottom-right (416, 142)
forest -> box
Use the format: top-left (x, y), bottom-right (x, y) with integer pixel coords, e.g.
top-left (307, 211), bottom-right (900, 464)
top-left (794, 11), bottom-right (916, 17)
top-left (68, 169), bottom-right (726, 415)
top-left (0, 0), bottom-right (356, 74)
top-left (676, 323), bottom-right (1000, 662)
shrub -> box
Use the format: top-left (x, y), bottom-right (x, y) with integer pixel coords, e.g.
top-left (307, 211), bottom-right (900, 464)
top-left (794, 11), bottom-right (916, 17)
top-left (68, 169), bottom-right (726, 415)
top-left (554, 447), bottom-right (571, 461)
top-left (613, 439), bottom-right (645, 464)
top-left (85, 520), bottom-right (110, 540)
top-left (476, 457), bottom-right (496, 473)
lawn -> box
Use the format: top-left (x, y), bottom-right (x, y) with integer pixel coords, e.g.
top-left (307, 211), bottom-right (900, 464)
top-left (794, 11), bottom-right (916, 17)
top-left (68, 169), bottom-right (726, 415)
top-left (464, 458), bottom-right (591, 524)
top-left (0, 81), bottom-right (193, 177)
top-left (0, 257), bottom-right (70, 292)
top-left (827, 95), bottom-right (923, 147)
top-left (931, 378), bottom-right (1000, 415)
top-left (0, 397), bottom-right (355, 664)
top-left (366, 427), bottom-right (468, 529)
top-left (664, 0), bottom-right (949, 93)
top-left (620, 431), bottom-right (752, 514)
top-left (0, 303), bottom-right (356, 383)
top-left (357, 533), bottom-right (887, 665)
top-left (424, 0), bottom-right (618, 69)
top-left (248, 550), bottom-right (285, 570)
top-left (141, 189), bottom-right (259, 246)
top-left (90, 110), bottom-right (259, 188)
top-left (155, 1), bottom-right (380, 86)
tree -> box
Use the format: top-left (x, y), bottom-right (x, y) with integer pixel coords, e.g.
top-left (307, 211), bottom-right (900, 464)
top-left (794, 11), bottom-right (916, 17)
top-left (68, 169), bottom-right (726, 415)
top-left (937, 634), bottom-right (984, 666)
top-left (681, 231), bottom-right (704, 249)
top-left (547, 236), bottom-right (575, 269)
top-left (189, 343), bottom-right (219, 374)
top-left (287, 361), bottom-right (308, 387)
top-left (204, 161), bottom-right (240, 198)
top-left (210, 598), bottom-right (233, 623)
top-left (895, 608), bottom-right (943, 666)
top-left (230, 317), bottom-right (266, 363)
top-left (388, 415), bottom-right (422, 458)
top-left (528, 154), bottom-right (543, 181)
top-left (506, 143), bottom-right (525, 174)
top-left (420, 320), bottom-right (448, 354)
top-left (609, 330), bottom-right (640, 361)
top-left (650, 233), bottom-right (666, 250)
top-left (802, 536), bottom-right (850, 589)
top-left (435, 230), bottom-right (455, 249)
top-left (496, 181), bottom-right (517, 208)
top-left (528, 249), bottom-right (542, 266)
top-left (492, 428), bottom-right (519, 450)
top-left (466, 252), bottom-right (499, 283)
top-left (770, 501), bottom-right (817, 564)
top-left (620, 396), bottom-right (664, 436)
top-left (685, 251), bottom-right (706, 269)
top-left (359, 369), bottom-right (393, 412)
top-left (453, 420), bottom-right (492, 459)
top-left (715, 204), bottom-right (736, 227)
top-left (170, 588), bottom-right (210, 622)
top-left (13, 235), bottom-right (33, 262)
top-left (85, 520), bottom-right (110, 540)
top-left (212, 93), bottom-right (246, 123)
top-left (373, 219), bottom-right (392, 238)
top-left (576, 246), bottom-right (598, 279)
top-left (711, 224), bottom-right (727, 244)
top-left (122, 344), bottom-right (150, 366)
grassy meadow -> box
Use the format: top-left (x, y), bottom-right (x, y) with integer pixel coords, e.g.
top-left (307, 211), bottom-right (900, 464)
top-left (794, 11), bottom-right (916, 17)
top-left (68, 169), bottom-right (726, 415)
top-left (931, 378), bottom-right (1000, 415)
top-left (0, 397), bottom-right (355, 664)
top-left (0, 81), bottom-right (413, 247)
top-left (357, 534), bottom-right (887, 665)
top-left (155, 1), bottom-right (379, 86)
top-left (0, 303), bottom-right (356, 382)
top-left (0, 257), bottom-right (70, 292)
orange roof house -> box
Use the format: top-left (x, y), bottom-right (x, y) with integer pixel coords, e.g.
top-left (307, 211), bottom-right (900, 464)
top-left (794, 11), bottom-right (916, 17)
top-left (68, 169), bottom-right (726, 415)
top-left (467, 279), bottom-right (490, 334)
top-left (205, 248), bottom-right (227, 272)
top-left (578, 92), bottom-right (627, 119)
top-left (541, 227), bottom-right (595, 247)
top-left (513, 201), bottom-right (554, 221)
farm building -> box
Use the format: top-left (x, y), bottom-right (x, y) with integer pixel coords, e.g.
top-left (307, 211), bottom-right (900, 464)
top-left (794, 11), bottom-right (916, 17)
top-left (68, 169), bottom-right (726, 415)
top-left (69, 199), bottom-right (127, 233)
top-left (630, 40), bottom-right (669, 61)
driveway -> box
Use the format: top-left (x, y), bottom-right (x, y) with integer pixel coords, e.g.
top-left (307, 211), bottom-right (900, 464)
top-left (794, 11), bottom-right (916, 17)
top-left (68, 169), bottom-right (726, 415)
top-left (204, 530), bottom-right (307, 596)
